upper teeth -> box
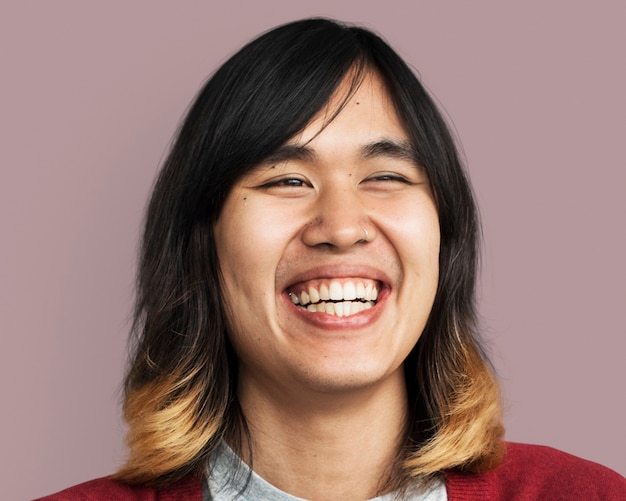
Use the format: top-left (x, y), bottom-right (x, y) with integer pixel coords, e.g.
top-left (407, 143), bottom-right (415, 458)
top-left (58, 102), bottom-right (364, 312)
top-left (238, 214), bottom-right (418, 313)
top-left (290, 280), bottom-right (379, 306)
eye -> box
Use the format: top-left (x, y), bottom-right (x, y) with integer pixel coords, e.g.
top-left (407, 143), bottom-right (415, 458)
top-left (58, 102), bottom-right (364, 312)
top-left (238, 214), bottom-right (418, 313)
top-left (254, 175), bottom-right (313, 198)
top-left (363, 173), bottom-right (414, 185)
top-left (259, 177), bottom-right (310, 189)
top-left (267, 178), bottom-right (307, 187)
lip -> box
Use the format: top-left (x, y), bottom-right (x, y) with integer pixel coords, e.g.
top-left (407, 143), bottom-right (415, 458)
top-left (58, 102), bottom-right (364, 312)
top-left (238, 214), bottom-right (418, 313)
top-left (281, 264), bottom-right (392, 290)
top-left (279, 264), bottom-right (392, 331)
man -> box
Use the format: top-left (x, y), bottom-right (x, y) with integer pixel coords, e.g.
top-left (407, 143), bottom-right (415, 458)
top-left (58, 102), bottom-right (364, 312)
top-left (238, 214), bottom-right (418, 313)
top-left (39, 18), bottom-right (625, 501)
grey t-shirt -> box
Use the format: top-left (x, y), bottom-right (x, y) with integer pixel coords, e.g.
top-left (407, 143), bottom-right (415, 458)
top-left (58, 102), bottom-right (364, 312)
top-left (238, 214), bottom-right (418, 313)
top-left (204, 441), bottom-right (447, 501)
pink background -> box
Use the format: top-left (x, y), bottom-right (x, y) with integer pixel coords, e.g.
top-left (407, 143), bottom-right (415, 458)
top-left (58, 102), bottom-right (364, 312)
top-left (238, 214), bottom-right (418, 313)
top-left (2, 2), bottom-right (624, 499)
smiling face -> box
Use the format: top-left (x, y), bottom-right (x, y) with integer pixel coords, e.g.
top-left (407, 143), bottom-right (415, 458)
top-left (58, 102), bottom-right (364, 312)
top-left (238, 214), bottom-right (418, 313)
top-left (214, 71), bottom-right (440, 400)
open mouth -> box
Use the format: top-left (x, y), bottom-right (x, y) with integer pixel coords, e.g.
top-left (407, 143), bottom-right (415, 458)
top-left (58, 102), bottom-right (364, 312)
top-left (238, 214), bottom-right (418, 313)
top-left (288, 279), bottom-right (379, 317)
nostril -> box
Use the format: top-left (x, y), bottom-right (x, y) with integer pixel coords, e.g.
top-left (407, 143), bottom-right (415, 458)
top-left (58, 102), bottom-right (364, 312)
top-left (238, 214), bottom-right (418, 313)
top-left (301, 203), bottom-right (374, 250)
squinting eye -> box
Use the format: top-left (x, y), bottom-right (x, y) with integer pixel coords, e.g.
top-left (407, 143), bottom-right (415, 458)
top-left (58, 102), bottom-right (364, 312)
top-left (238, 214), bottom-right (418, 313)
top-left (366, 174), bottom-right (413, 184)
top-left (258, 177), bottom-right (310, 189)
top-left (275, 178), bottom-right (306, 187)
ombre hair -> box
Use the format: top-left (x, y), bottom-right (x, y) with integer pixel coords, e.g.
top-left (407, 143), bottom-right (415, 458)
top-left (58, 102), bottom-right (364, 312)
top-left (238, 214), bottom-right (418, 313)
top-left (114, 18), bottom-right (504, 490)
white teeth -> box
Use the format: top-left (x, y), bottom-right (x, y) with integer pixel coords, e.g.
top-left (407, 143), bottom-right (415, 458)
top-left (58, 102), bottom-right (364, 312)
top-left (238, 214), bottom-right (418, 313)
top-left (364, 283), bottom-right (378, 301)
top-left (297, 299), bottom-right (375, 317)
top-left (290, 280), bottom-right (379, 316)
top-left (343, 281), bottom-right (357, 300)
top-left (334, 302), bottom-right (344, 317)
top-left (329, 282), bottom-right (343, 300)
top-left (292, 283), bottom-right (379, 304)
top-left (308, 286), bottom-right (320, 303)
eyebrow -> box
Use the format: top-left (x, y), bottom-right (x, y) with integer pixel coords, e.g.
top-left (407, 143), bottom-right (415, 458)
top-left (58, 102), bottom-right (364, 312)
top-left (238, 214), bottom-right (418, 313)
top-left (260, 139), bottom-right (419, 166)
top-left (360, 139), bottom-right (418, 164)
top-left (260, 144), bottom-right (317, 165)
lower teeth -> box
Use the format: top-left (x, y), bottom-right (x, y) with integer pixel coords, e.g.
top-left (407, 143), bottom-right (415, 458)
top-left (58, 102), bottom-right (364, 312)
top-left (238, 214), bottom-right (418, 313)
top-left (302, 301), bottom-right (374, 316)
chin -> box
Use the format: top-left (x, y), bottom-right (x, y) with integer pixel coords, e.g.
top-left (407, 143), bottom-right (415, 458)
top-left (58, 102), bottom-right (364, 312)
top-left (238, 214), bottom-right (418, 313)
top-left (291, 358), bottom-right (404, 395)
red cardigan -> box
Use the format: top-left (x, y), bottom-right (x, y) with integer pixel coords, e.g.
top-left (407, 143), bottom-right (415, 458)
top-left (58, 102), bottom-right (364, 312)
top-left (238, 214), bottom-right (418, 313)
top-left (36, 442), bottom-right (626, 500)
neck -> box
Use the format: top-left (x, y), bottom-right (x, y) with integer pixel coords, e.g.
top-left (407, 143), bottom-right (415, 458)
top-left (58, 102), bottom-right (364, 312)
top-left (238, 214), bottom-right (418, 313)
top-left (234, 368), bottom-right (408, 501)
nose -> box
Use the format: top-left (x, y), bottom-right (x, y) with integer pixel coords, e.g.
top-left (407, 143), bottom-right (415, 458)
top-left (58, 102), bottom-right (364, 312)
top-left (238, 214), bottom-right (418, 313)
top-left (301, 185), bottom-right (376, 250)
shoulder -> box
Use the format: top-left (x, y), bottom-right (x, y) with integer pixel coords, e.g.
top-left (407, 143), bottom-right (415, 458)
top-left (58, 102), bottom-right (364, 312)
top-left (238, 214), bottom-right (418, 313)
top-left (445, 442), bottom-right (626, 501)
top-left (34, 475), bottom-right (203, 501)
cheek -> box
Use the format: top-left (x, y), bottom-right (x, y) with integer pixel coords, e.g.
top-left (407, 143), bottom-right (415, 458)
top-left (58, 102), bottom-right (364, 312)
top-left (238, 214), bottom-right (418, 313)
top-left (214, 208), bottom-right (271, 354)
top-left (417, 214), bottom-right (441, 291)
top-left (387, 200), bottom-right (440, 267)
top-left (214, 197), bottom-right (295, 303)
top-left (423, 217), bottom-right (441, 272)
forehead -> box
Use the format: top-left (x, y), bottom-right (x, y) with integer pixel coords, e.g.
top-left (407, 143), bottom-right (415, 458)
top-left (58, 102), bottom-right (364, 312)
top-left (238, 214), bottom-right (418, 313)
top-left (290, 70), bottom-right (407, 147)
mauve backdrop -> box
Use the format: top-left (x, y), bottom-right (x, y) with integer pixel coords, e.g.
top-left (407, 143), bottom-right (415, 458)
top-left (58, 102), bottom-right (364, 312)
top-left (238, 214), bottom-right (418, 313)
top-left (1, 2), bottom-right (624, 499)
